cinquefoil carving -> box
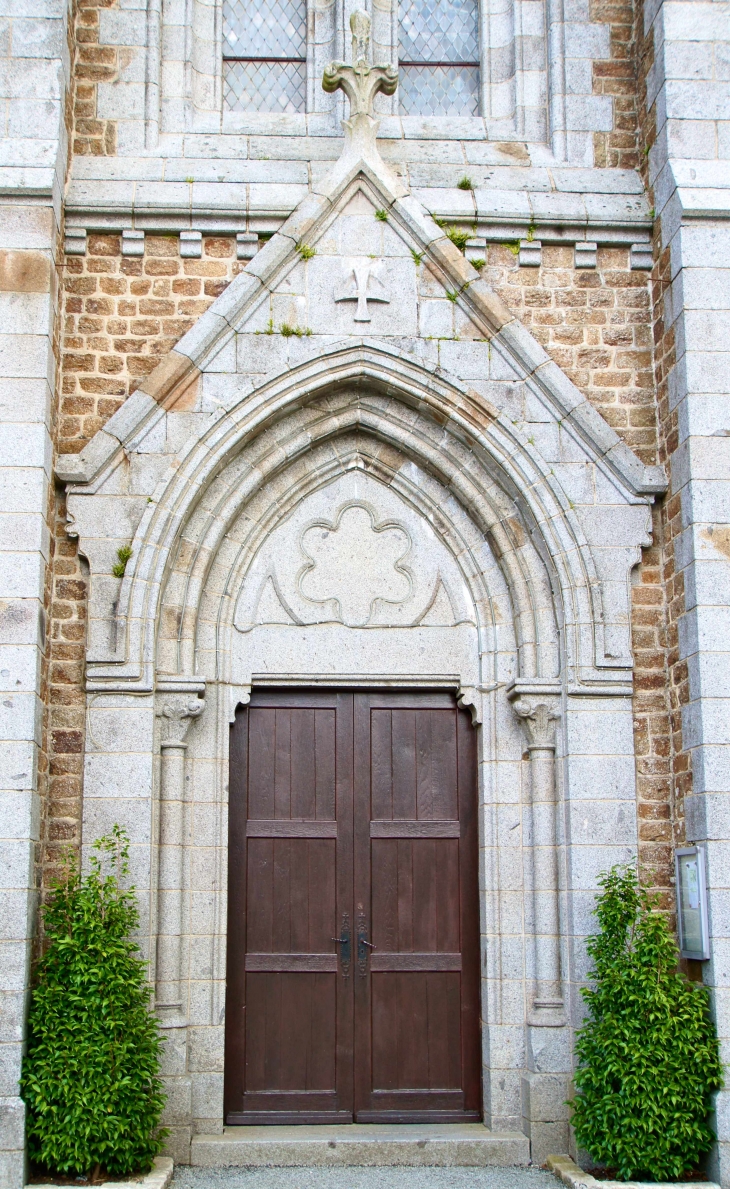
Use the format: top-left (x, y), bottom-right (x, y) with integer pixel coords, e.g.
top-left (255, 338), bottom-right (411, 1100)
top-left (298, 502), bottom-right (412, 626)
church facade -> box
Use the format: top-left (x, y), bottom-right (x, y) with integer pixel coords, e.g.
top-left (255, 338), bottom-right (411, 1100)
top-left (1, 0), bottom-right (729, 1182)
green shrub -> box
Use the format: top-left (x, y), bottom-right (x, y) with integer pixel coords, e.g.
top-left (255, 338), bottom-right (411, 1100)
top-left (571, 865), bottom-right (722, 1181)
top-left (22, 826), bottom-right (167, 1179)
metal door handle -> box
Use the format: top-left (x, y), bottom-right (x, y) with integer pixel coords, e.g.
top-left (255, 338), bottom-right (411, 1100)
top-left (331, 913), bottom-right (351, 977)
top-left (357, 918), bottom-right (376, 976)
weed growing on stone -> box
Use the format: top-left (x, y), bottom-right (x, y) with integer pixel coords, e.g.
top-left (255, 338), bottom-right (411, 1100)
top-left (297, 243), bottom-right (316, 259)
top-left (280, 324), bottom-right (312, 337)
top-left (570, 865), bottom-right (722, 1182)
top-left (375, 209), bottom-right (388, 221)
top-left (112, 544), bottom-right (132, 578)
top-left (446, 227), bottom-right (469, 252)
top-left (457, 176), bottom-right (474, 190)
top-left (410, 248), bottom-right (423, 266)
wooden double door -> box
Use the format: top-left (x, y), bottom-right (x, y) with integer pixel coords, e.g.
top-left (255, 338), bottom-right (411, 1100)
top-left (224, 689), bottom-right (481, 1124)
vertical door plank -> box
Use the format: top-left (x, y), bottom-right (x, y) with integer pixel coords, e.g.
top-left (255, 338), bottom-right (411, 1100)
top-left (412, 838), bottom-right (437, 952)
top-left (396, 839), bottom-right (414, 952)
top-left (431, 710), bottom-right (458, 819)
top-left (398, 972), bottom-right (429, 1088)
top-left (274, 708), bottom-right (292, 820)
top-left (371, 839), bottom-right (398, 952)
top-left (370, 709), bottom-right (393, 820)
top-left (392, 710), bottom-right (417, 819)
top-left (436, 839), bottom-right (461, 952)
top-left (247, 708), bottom-right (275, 819)
top-left (243, 975), bottom-right (267, 1089)
top-left (271, 838), bottom-right (292, 953)
top-left (371, 975), bottom-right (398, 1089)
top-left (415, 711), bottom-right (434, 820)
top-left (315, 710), bottom-right (336, 820)
top-left (291, 709), bottom-right (316, 819)
top-left (246, 838), bottom-right (273, 953)
top-left (308, 839), bottom-right (335, 952)
top-left (309, 973), bottom-right (337, 1090)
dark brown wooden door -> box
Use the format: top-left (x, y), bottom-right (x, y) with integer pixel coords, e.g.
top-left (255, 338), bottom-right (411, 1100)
top-left (224, 689), bottom-right (480, 1125)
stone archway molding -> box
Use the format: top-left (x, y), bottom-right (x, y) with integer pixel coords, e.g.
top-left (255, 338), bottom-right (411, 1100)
top-left (63, 339), bottom-right (649, 697)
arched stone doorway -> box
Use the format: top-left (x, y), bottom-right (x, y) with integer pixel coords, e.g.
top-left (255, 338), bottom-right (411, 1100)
top-left (61, 158), bottom-right (661, 1160)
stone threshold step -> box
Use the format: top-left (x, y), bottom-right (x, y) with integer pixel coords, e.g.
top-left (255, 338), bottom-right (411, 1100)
top-left (191, 1124), bottom-right (530, 1167)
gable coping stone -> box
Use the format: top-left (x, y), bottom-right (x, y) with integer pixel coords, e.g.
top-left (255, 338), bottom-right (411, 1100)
top-left (55, 152), bottom-right (667, 499)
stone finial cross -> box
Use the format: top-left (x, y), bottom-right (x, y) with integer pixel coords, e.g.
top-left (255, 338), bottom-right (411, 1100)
top-left (322, 11), bottom-right (398, 120)
top-left (334, 260), bottom-right (390, 321)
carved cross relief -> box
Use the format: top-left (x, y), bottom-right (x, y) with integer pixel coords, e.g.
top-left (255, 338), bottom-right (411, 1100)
top-left (334, 260), bottom-right (390, 322)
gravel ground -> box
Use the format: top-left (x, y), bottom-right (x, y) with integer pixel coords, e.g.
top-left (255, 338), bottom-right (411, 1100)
top-left (172, 1166), bottom-right (560, 1189)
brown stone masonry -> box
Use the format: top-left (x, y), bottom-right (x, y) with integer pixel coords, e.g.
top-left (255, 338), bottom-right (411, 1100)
top-left (592, 0), bottom-right (641, 170)
top-left (483, 243), bottom-right (655, 464)
top-left (72, 0), bottom-right (118, 157)
top-left (60, 235), bottom-right (246, 455)
top-left (631, 0), bottom-right (690, 901)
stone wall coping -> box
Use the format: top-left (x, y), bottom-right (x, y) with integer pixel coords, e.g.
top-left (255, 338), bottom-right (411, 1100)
top-left (546, 1154), bottom-right (720, 1189)
top-left (63, 182), bottom-right (652, 241)
top-left (27, 1157), bottom-right (174, 1189)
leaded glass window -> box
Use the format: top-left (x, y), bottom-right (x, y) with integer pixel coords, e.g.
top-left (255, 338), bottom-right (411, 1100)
top-left (398, 0), bottom-right (480, 116)
top-left (223, 0), bottom-right (307, 113)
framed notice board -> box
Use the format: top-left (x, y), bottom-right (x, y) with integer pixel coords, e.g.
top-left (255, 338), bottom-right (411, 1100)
top-left (675, 846), bottom-right (710, 961)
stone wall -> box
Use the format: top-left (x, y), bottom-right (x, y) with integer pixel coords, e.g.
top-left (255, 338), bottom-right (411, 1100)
top-left (44, 230), bottom-right (672, 898)
top-left (42, 234), bottom-right (246, 890)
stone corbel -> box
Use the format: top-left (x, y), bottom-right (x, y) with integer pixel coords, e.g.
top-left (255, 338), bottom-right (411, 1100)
top-left (456, 683), bottom-right (498, 725)
top-left (155, 678), bottom-right (205, 1028)
top-left (457, 684), bottom-right (482, 724)
top-left (510, 691), bottom-right (566, 1028)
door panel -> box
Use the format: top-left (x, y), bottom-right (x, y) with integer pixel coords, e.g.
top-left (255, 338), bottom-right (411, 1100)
top-left (225, 689), bottom-right (480, 1125)
top-left (225, 691), bottom-right (353, 1124)
top-left (353, 693), bottom-right (480, 1122)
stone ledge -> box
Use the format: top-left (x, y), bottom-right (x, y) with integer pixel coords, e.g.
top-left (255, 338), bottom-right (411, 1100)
top-left (191, 1124), bottom-right (530, 1167)
top-left (546, 1153), bottom-right (720, 1189)
top-left (27, 1157), bottom-right (173, 1189)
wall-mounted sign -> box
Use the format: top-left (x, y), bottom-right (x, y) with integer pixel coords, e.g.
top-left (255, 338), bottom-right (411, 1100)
top-left (675, 846), bottom-right (710, 961)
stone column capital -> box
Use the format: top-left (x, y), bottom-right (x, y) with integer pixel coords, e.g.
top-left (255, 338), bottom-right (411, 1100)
top-left (156, 686), bottom-right (205, 746)
top-left (511, 698), bottom-right (560, 751)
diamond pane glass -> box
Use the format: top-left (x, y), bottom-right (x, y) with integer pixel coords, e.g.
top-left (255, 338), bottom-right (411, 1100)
top-left (224, 60), bottom-right (306, 112)
top-left (399, 0), bottom-right (479, 64)
top-left (398, 64), bottom-right (479, 115)
top-left (223, 0), bottom-right (306, 58)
